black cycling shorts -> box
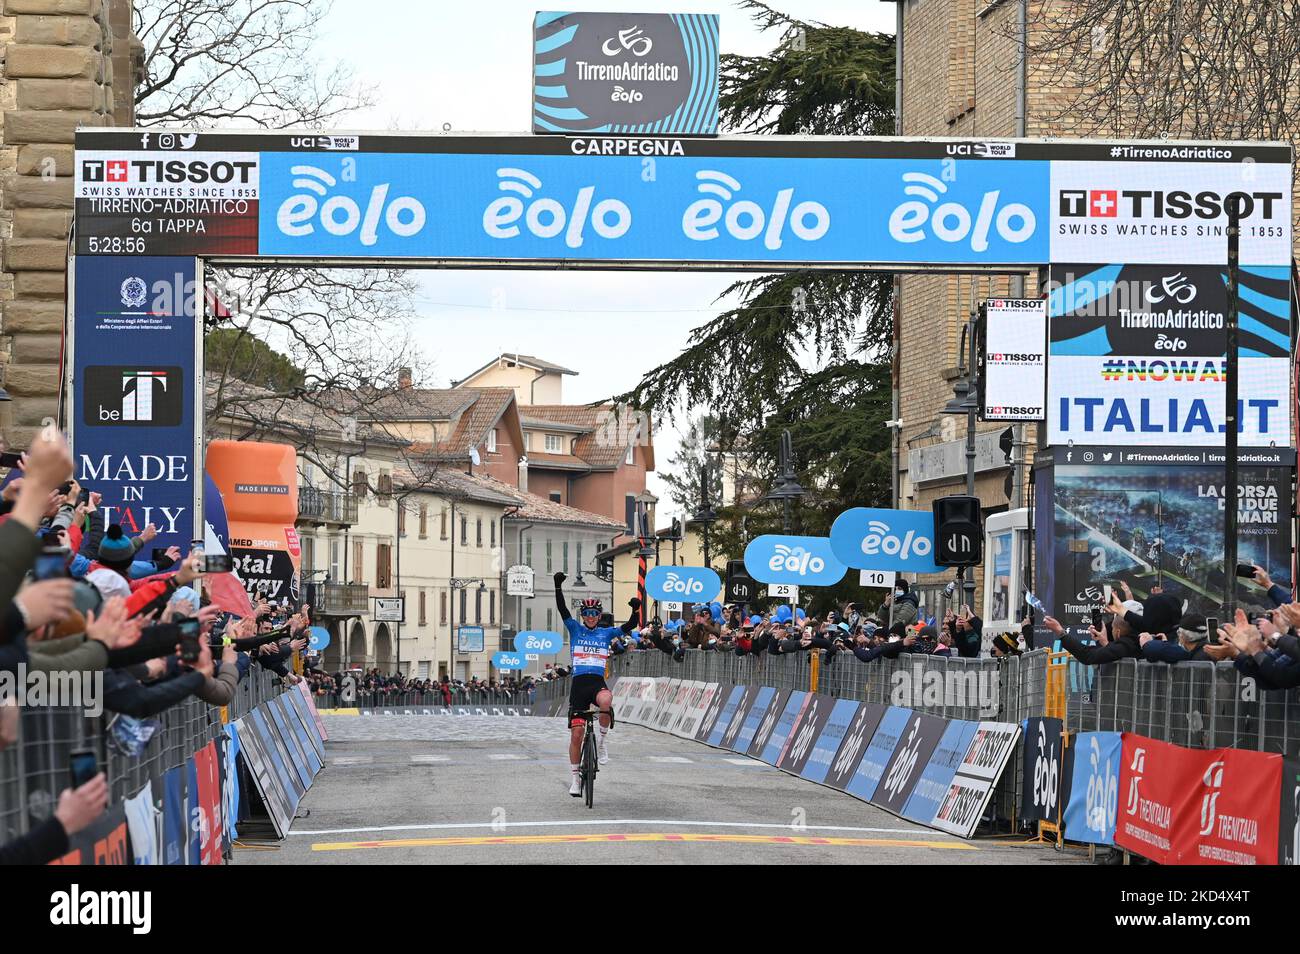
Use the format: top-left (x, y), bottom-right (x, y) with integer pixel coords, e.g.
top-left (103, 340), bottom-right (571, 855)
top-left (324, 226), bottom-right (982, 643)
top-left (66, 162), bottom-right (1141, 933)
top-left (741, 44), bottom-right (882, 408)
top-left (568, 674), bottom-right (610, 727)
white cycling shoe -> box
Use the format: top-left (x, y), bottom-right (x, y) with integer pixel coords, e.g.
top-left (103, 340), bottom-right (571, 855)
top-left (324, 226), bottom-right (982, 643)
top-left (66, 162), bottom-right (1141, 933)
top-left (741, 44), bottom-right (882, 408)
top-left (597, 737), bottom-right (610, 765)
top-left (569, 774), bottom-right (582, 797)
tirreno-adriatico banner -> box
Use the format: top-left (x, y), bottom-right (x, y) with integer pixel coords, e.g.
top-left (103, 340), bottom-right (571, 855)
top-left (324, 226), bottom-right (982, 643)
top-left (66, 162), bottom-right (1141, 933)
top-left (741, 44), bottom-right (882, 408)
top-left (532, 12), bottom-right (720, 135)
top-left (72, 131), bottom-right (1291, 269)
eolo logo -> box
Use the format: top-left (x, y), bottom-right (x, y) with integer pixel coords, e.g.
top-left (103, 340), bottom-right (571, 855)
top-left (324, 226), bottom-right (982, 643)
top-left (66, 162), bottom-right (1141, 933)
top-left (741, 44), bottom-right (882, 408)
top-left (859, 520), bottom-right (931, 560)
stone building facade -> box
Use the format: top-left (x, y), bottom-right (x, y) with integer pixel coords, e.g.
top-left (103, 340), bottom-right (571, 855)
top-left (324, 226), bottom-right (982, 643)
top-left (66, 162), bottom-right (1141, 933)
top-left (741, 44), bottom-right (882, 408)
top-left (0, 0), bottom-right (139, 449)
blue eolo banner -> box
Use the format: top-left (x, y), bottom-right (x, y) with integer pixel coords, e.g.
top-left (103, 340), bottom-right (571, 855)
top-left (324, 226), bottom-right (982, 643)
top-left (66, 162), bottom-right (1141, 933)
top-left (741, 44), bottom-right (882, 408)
top-left (492, 651), bottom-right (527, 670)
top-left (70, 255), bottom-right (202, 555)
top-left (533, 12), bottom-right (719, 135)
top-left (1062, 731), bottom-right (1122, 846)
top-left (645, 564), bottom-right (721, 602)
top-left (743, 535), bottom-right (846, 587)
top-left (72, 130), bottom-right (1291, 269)
top-left (829, 507), bottom-right (943, 574)
top-left (513, 631), bottom-right (562, 655)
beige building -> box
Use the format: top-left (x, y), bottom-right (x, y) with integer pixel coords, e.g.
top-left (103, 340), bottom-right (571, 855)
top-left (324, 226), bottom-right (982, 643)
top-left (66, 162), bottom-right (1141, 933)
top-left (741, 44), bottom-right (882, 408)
top-left (452, 353), bottom-right (574, 406)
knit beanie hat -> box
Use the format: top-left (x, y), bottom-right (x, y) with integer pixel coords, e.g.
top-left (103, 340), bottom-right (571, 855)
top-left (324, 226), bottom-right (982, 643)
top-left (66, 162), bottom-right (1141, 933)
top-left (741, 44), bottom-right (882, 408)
top-left (98, 524), bottom-right (134, 567)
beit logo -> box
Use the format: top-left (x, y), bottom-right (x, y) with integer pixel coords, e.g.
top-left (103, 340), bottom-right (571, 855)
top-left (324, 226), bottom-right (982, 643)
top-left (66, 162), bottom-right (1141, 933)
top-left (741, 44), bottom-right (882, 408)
top-left (120, 276), bottom-right (148, 309)
top-left (83, 366), bottom-right (183, 427)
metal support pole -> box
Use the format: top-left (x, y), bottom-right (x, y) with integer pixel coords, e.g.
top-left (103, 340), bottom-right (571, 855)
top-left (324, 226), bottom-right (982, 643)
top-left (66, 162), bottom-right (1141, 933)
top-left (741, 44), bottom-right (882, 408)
top-left (1224, 201), bottom-right (1241, 617)
top-left (964, 312), bottom-right (978, 607)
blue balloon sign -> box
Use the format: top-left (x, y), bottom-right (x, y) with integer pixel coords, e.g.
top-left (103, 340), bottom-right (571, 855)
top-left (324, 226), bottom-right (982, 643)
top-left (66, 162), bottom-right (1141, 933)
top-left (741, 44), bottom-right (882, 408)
top-left (307, 625), bottom-right (330, 651)
top-left (829, 507), bottom-right (942, 573)
top-left (492, 651), bottom-right (527, 670)
top-left (742, 535), bottom-right (846, 587)
top-left (513, 630), bottom-right (562, 655)
top-left (645, 565), bottom-right (721, 603)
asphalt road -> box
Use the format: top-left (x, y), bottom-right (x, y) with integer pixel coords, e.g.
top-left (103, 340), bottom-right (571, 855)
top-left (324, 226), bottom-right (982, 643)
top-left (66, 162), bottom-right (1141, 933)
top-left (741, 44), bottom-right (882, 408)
top-left (235, 714), bottom-right (1086, 865)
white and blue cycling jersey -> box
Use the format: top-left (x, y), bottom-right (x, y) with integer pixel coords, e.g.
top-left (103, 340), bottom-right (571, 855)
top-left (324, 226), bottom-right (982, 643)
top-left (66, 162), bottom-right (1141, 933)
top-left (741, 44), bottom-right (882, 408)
top-left (564, 617), bottom-right (624, 677)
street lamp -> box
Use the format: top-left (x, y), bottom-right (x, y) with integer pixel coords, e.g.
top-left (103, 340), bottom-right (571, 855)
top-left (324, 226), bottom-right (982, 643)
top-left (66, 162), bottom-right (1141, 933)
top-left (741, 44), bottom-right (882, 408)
top-left (693, 460), bottom-right (718, 569)
top-left (763, 430), bottom-right (805, 534)
top-left (942, 314), bottom-right (980, 607)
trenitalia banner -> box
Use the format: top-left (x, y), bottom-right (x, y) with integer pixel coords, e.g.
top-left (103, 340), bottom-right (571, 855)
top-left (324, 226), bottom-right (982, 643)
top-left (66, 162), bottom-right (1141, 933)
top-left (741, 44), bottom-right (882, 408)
top-left (1047, 263), bottom-right (1292, 448)
top-left (73, 131), bottom-right (1291, 268)
top-left (1049, 463), bottom-right (1293, 623)
top-left (206, 440), bottom-right (301, 604)
top-left (1115, 733), bottom-right (1282, 865)
top-left (532, 12), bottom-right (720, 135)
top-left (71, 255), bottom-right (201, 554)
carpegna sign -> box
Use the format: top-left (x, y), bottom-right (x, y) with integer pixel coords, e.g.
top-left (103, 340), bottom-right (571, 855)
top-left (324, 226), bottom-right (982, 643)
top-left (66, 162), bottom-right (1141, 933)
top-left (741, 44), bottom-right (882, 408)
top-left (72, 130), bottom-right (1291, 268)
top-left (532, 12), bottom-right (720, 135)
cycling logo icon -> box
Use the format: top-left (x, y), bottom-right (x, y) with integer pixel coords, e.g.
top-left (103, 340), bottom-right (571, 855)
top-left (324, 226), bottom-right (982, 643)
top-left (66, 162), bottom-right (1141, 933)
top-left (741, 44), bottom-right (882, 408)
top-left (1146, 271), bottom-right (1197, 305)
top-left (603, 25), bottom-right (653, 56)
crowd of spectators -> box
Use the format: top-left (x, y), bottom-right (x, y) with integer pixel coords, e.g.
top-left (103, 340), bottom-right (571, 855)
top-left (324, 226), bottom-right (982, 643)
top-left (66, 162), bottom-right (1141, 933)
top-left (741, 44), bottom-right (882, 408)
top-left (606, 578), bottom-right (1015, 664)
top-left (303, 667), bottom-right (537, 702)
top-left (1041, 572), bottom-right (1300, 687)
top-left (0, 431), bottom-right (313, 865)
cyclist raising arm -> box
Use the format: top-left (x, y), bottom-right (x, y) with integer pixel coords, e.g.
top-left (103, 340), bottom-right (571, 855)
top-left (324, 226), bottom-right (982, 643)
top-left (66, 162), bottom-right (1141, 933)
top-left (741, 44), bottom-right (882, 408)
top-left (555, 571), bottom-right (640, 796)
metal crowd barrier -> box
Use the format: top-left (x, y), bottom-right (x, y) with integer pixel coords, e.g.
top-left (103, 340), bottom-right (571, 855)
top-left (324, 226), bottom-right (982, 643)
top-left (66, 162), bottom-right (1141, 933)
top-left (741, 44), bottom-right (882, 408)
top-left (526, 648), bottom-right (1300, 830)
top-left (309, 687), bottom-right (535, 710)
top-left (0, 669), bottom-right (284, 851)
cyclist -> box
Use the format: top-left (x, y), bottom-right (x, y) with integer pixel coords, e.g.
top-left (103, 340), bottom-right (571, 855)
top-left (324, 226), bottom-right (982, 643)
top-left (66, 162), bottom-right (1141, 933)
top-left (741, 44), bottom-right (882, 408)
top-left (553, 571), bottom-right (640, 796)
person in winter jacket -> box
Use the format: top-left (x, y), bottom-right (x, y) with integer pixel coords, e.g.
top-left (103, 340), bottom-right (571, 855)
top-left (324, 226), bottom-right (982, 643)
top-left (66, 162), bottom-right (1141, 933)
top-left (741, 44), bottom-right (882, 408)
top-left (878, 580), bottom-right (920, 629)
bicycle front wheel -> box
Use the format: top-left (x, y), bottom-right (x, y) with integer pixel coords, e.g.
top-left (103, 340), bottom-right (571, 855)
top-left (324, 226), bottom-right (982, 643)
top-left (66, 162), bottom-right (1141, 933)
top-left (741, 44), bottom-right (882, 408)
top-left (583, 729), bottom-right (597, 808)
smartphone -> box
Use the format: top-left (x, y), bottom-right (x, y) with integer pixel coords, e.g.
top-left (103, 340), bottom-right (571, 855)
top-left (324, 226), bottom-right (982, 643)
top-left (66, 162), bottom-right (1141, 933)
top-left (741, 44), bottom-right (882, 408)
top-left (1090, 607), bottom-right (1102, 629)
top-left (203, 553), bottom-right (232, 573)
top-left (1206, 616), bottom-right (1219, 646)
top-left (1102, 584), bottom-right (1112, 606)
top-left (0, 451), bottom-right (23, 469)
top-left (69, 749), bottom-right (98, 789)
top-left (179, 623), bottom-right (202, 664)
top-left (76, 486), bottom-right (90, 506)
top-left (1235, 563), bottom-right (1256, 578)
top-left (34, 547), bottom-right (69, 580)
top-left (152, 547), bottom-right (168, 563)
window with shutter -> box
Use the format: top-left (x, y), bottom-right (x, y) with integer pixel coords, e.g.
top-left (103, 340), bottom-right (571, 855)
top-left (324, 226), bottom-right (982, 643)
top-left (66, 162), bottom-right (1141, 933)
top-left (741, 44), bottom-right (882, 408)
top-left (419, 504), bottom-right (427, 538)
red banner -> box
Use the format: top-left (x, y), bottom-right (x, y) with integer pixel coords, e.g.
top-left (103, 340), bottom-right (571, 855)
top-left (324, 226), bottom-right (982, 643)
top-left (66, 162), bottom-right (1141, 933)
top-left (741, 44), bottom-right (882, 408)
top-left (1173, 746), bottom-right (1281, 866)
top-left (1117, 733), bottom-right (1282, 865)
top-left (194, 741), bottom-right (224, 865)
top-left (1116, 734), bottom-right (1186, 864)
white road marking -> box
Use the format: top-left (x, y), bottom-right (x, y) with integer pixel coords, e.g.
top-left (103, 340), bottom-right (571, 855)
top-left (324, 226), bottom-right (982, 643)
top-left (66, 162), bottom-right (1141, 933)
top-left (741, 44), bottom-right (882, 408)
top-left (290, 818), bottom-right (936, 837)
top-left (410, 755), bottom-right (450, 763)
top-left (487, 753), bottom-right (526, 760)
top-left (331, 756), bottom-right (374, 765)
top-left (647, 756), bottom-right (694, 763)
top-left (723, 758), bottom-right (767, 766)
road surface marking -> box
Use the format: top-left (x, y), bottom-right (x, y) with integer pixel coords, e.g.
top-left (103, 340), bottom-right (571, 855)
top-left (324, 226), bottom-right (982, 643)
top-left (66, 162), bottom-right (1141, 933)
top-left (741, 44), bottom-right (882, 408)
top-left (330, 756), bottom-right (373, 765)
top-left (488, 753), bottom-right (527, 760)
top-left (311, 832), bottom-right (977, 852)
top-left (410, 755), bottom-right (450, 763)
top-left (291, 818), bottom-right (936, 837)
top-left (647, 756), bottom-right (694, 763)
top-left (723, 758), bottom-right (766, 766)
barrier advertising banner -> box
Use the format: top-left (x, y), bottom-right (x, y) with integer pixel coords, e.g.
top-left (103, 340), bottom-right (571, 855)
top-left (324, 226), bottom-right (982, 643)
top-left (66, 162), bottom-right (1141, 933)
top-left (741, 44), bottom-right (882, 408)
top-left (1176, 745), bottom-right (1281, 866)
top-left (533, 12), bottom-right (720, 135)
top-left (779, 692), bottom-right (836, 775)
top-left (732, 686), bottom-right (777, 753)
top-left (161, 766), bottom-right (185, 865)
top-left (718, 684), bottom-right (761, 749)
top-left (206, 440), bottom-right (301, 604)
top-left (1050, 463), bottom-right (1293, 623)
top-left (874, 711), bottom-right (948, 815)
top-left (1062, 731), bottom-right (1123, 846)
top-left (845, 705), bottom-right (913, 802)
top-left (695, 682), bottom-right (734, 742)
top-left (77, 130), bottom-right (1288, 269)
top-left (1281, 757), bottom-right (1300, 866)
top-left (760, 690), bottom-right (809, 765)
top-left (902, 721), bottom-right (978, 825)
top-left (1021, 717), bottom-right (1064, 824)
top-left (1116, 734), bottom-right (1185, 864)
top-left (71, 255), bottom-right (201, 555)
top-left (1047, 262), bottom-right (1292, 449)
top-left (123, 781), bottom-right (161, 866)
top-left (798, 698), bottom-right (860, 784)
top-left (929, 721), bottom-right (1021, 838)
top-left (747, 688), bottom-right (792, 758)
top-left (50, 803), bottom-right (130, 866)
top-left (981, 298), bottom-right (1047, 421)
top-left (194, 741), bottom-right (223, 865)
top-left (824, 702), bottom-right (888, 791)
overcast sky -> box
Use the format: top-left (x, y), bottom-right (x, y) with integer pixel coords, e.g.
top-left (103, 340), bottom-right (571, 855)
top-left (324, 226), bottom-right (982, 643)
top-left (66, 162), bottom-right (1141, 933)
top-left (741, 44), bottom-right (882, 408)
top-left (314, 1), bottom-right (897, 518)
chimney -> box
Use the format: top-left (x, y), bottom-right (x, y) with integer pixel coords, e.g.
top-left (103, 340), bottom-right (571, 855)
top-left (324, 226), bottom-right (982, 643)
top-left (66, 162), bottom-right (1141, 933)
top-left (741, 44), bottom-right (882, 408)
top-left (517, 455), bottom-right (528, 493)
top-left (397, 367), bottom-right (412, 389)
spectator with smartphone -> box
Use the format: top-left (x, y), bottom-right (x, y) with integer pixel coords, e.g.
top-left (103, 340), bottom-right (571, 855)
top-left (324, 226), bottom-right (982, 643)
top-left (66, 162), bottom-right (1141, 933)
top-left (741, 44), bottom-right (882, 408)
top-left (0, 772), bottom-right (109, 866)
top-left (1044, 601), bottom-right (1145, 665)
top-left (1139, 613), bottom-right (1211, 663)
